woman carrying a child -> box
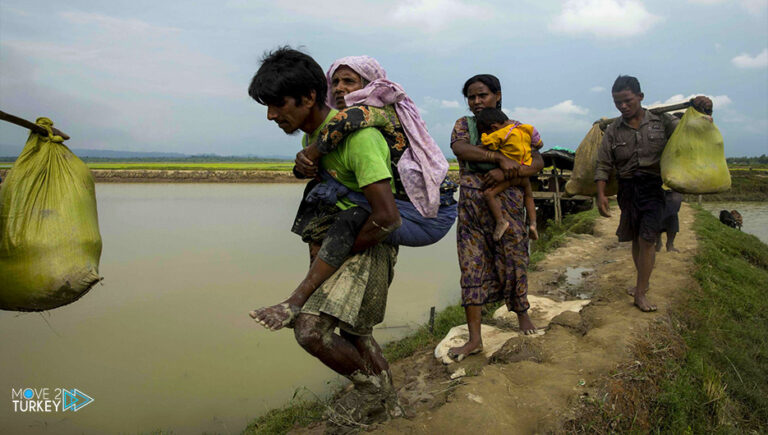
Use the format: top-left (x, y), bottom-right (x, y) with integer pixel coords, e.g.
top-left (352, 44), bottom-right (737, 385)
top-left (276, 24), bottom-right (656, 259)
top-left (448, 74), bottom-right (544, 361)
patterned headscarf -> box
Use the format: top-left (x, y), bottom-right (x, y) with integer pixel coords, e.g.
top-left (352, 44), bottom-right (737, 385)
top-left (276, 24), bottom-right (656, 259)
top-left (325, 56), bottom-right (449, 218)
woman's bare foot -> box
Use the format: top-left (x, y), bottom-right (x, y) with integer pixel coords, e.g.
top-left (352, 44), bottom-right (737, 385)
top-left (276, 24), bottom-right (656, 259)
top-left (529, 225), bottom-right (539, 240)
top-left (493, 220), bottom-right (509, 241)
top-left (666, 245), bottom-right (679, 253)
top-left (447, 340), bottom-right (483, 362)
top-left (633, 294), bottom-right (657, 312)
top-left (249, 302), bottom-right (300, 331)
top-left (517, 312), bottom-right (537, 335)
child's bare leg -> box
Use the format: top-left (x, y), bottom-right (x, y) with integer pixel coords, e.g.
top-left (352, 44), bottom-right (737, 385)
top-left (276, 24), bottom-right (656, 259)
top-left (522, 178), bottom-right (538, 240)
top-left (250, 255), bottom-right (339, 330)
top-left (251, 208), bottom-right (369, 331)
top-left (484, 180), bottom-right (514, 241)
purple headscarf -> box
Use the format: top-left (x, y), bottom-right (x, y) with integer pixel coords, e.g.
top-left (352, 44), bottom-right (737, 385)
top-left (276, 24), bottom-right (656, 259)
top-left (326, 56), bottom-right (449, 218)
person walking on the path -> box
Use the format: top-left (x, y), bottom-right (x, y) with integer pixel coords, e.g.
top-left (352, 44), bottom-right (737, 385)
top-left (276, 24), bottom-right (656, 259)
top-left (595, 75), bottom-right (712, 312)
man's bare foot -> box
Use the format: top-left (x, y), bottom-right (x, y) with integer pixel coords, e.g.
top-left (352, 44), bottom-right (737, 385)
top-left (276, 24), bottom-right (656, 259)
top-left (517, 312), bottom-right (537, 335)
top-left (249, 302), bottom-right (299, 331)
top-left (667, 245), bottom-right (679, 253)
top-left (627, 286), bottom-right (636, 296)
top-left (493, 220), bottom-right (509, 241)
top-left (529, 225), bottom-right (539, 240)
top-left (448, 340), bottom-right (483, 362)
top-left (633, 294), bottom-right (657, 312)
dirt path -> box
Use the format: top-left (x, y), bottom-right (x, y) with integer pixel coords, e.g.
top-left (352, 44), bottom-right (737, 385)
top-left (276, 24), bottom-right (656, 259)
top-left (366, 203), bottom-right (699, 434)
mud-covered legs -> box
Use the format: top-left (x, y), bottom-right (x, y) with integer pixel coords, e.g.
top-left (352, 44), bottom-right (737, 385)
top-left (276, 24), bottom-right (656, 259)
top-left (293, 312), bottom-right (387, 378)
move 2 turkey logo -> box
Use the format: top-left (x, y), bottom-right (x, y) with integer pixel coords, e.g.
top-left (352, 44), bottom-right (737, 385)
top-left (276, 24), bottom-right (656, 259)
top-left (11, 387), bottom-right (93, 412)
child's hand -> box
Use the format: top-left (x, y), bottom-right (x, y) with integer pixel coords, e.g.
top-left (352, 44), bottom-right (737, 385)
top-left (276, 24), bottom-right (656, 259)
top-left (529, 225), bottom-right (539, 240)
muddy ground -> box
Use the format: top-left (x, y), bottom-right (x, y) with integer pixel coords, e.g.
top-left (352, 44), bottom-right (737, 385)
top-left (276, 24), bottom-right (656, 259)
top-left (296, 203), bottom-right (698, 434)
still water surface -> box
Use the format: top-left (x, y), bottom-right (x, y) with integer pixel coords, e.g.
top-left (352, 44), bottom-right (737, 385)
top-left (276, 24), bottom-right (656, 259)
top-left (0, 184), bottom-right (460, 434)
top-left (701, 201), bottom-right (768, 244)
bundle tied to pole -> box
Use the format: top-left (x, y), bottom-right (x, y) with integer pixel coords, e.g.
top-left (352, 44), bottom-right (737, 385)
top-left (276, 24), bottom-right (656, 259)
top-left (0, 117), bottom-right (102, 311)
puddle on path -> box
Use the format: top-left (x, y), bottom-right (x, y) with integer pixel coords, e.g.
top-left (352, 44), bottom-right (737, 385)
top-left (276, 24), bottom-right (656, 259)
top-left (564, 267), bottom-right (594, 299)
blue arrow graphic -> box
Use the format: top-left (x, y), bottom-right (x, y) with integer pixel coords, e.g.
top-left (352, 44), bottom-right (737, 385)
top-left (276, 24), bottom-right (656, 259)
top-left (62, 388), bottom-right (94, 412)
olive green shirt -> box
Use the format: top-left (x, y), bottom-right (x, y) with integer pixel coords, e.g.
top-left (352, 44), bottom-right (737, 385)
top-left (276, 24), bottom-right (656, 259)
top-left (595, 109), bottom-right (678, 181)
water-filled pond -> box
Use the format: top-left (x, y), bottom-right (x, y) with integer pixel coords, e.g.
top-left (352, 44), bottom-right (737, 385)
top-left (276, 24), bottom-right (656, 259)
top-left (0, 183), bottom-right (460, 434)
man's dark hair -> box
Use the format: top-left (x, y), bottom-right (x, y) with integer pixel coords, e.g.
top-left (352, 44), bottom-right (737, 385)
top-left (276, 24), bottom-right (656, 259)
top-left (462, 74), bottom-right (502, 109)
top-left (612, 75), bottom-right (641, 94)
top-left (248, 46), bottom-right (327, 107)
top-left (476, 107), bottom-right (508, 133)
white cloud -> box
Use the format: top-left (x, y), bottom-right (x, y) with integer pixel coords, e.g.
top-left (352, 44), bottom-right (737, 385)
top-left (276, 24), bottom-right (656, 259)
top-left (60, 11), bottom-right (181, 34)
top-left (650, 94), bottom-right (733, 110)
top-left (2, 11), bottom-right (242, 99)
top-left (549, 0), bottom-right (662, 38)
top-left (590, 86), bottom-right (606, 92)
top-left (236, 0), bottom-right (486, 35)
top-left (424, 96), bottom-right (462, 109)
top-left (687, 0), bottom-right (767, 12)
top-left (504, 100), bottom-right (591, 133)
top-left (731, 48), bottom-right (768, 68)
top-left (391, 0), bottom-right (486, 32)
top-left (440, 100), bottom-right (460, 108)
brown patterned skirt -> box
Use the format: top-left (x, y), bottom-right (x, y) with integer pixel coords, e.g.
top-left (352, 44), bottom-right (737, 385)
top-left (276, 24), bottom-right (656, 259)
top-left (456, 185), bottom-right (530, 313)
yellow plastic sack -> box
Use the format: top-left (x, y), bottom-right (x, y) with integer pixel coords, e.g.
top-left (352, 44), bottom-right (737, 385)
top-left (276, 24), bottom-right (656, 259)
top-left (565, 123), bottom-right (618, 196)
top-left (0, 118), bottom-right (102, 311)
top-left (661, 107), bottom-right (731, 194)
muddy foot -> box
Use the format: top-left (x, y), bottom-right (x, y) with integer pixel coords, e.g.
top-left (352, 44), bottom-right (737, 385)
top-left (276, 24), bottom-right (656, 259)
top-left (518, 312), bottom-right (537, 335)
top-left (248, 302), bottom-right (299, 330)
top-left (448, 340), bottom-right (483, 362)
top-left (325, 372), bottom-right (403, 433)
top-left (667, 246), bottom-right (679, 253)
top-left (493, 221), bottom-right (510, 241)
top-left (633, 294), bottom-right (657, 312)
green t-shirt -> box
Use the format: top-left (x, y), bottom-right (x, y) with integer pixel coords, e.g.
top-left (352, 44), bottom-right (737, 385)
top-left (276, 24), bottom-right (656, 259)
top-left (303, 109), bottom-right (394, 210)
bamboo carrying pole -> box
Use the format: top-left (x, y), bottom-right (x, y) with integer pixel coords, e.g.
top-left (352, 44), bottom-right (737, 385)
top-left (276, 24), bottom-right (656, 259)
top-left (595, 101), bottom-right (691, 131)
top-left (0, 110), bottom-right (70, 140)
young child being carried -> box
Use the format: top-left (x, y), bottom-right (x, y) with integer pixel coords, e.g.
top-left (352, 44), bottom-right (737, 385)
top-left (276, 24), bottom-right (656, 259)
top-left (475, 107), bottom-right (539, 241)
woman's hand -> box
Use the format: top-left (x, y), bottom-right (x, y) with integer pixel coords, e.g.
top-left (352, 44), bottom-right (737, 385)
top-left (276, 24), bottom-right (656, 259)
top-left (294, 144), bottom-right (321, 178)
top-left (496, 155), bottom-right (521, 179)
top-left (482, 168), bottom-right (505, 188)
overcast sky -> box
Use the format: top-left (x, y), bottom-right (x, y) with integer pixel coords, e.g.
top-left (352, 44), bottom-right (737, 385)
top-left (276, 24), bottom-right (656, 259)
top-left (1, 0), bottom-right (766, 157)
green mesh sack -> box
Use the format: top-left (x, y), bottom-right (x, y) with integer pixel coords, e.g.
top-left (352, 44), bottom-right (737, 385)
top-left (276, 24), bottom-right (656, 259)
top-left (661, 107), bottom-right (731, 194)
top-left (0, 118), bottom-right (102, 311)
top-left (565, 123), bottom-right (618, 196)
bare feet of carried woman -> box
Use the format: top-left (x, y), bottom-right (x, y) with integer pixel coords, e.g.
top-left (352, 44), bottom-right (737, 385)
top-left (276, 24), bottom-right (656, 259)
top-left (249, 302), bottom-right (301, 330)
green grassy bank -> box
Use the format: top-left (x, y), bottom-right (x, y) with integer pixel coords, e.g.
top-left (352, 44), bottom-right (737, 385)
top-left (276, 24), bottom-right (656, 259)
top-left (568, 208), bottom-right (768, 433)
top-left (684, 170), bottom-right (768, 202)
top-left (243, 208), bottom-right (599, 434)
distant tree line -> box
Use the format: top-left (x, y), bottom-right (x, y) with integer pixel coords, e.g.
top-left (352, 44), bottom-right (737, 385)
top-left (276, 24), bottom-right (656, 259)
top-left (727, 155), bottom-right (768, 165)
top-left (0, 155), bottom-right (293, 163)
